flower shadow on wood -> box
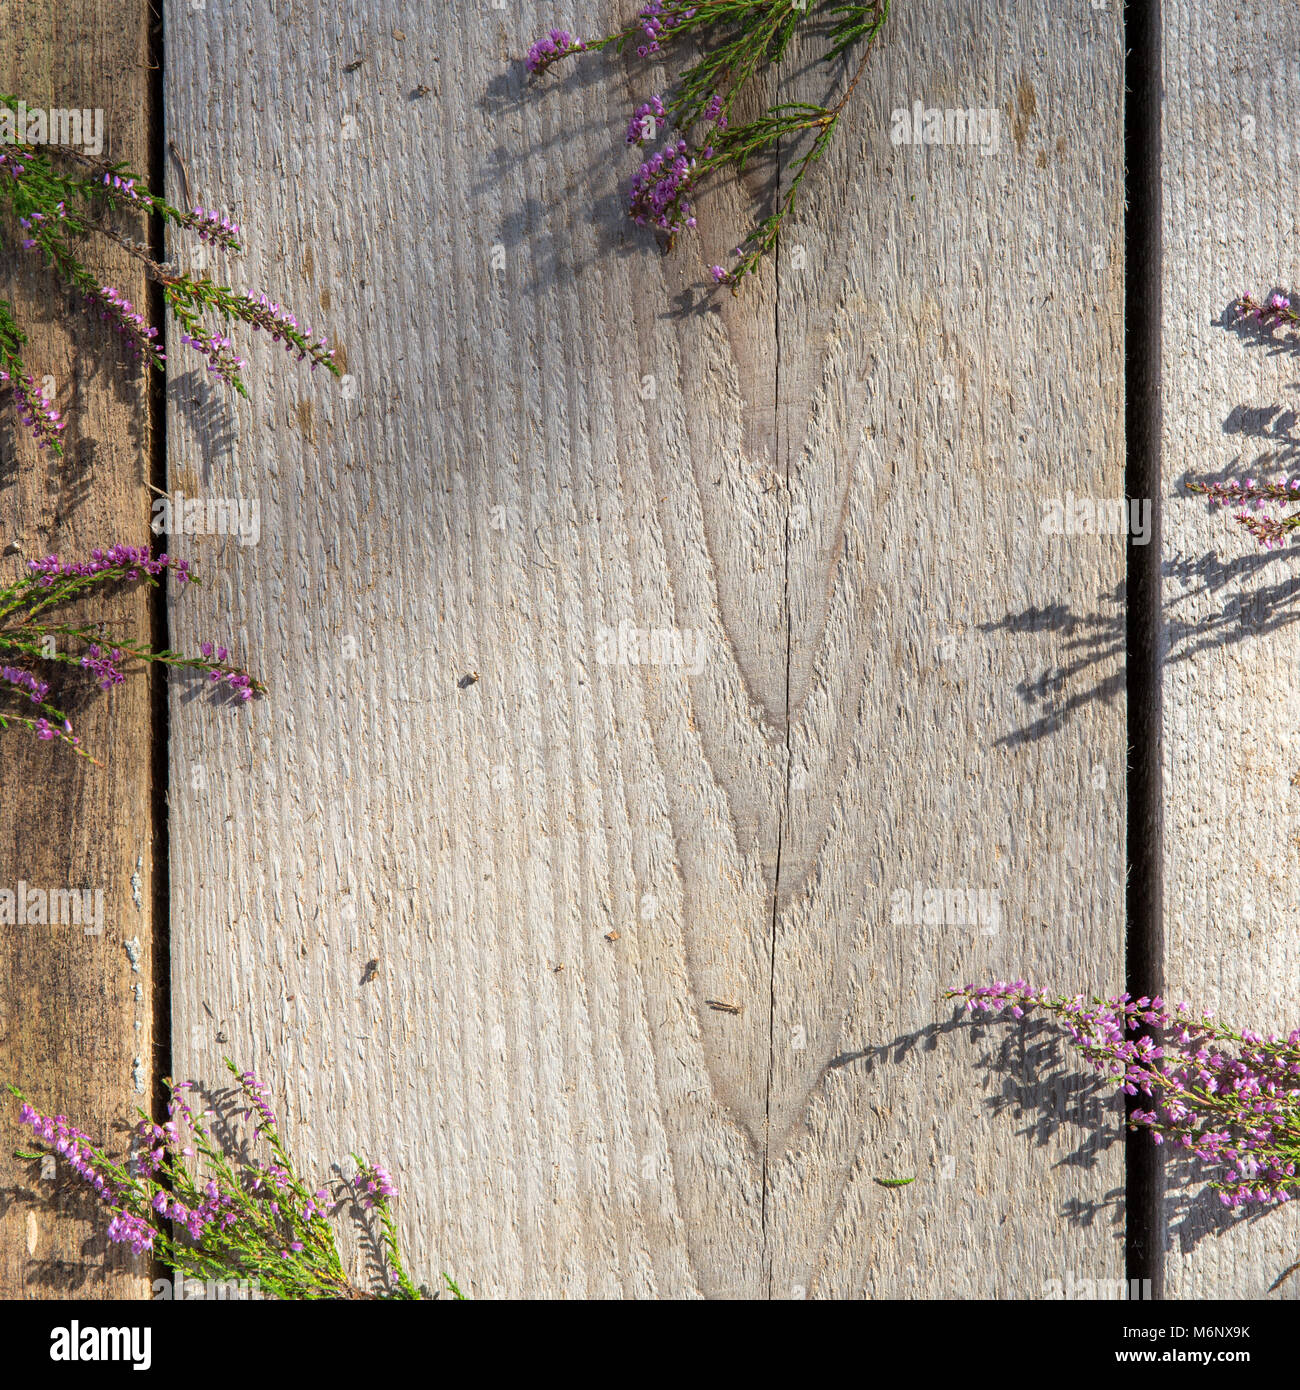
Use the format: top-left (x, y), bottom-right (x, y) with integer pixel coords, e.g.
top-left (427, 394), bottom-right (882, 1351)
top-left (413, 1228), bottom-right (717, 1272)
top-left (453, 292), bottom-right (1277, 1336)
top-left (984, 298), bottom-right (1300, 747)
top-left (832, 1006), bottom-right (1295, 1280)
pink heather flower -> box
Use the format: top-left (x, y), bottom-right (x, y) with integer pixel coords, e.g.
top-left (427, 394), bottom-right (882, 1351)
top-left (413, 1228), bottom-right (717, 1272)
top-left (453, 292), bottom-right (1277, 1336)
top-left (189, 205), bottom-right (241, 248)
top-left (101, 171), bottom-right (140, 203)
top-left (26, 545), bottom-right (190, 585)
top-left (80, 644), bottom-right (126, 691)
top-left (949, 979), bottom-right (1300, 1208)
top-left (106, 1212), bottom-right (154, 1255)
top-left (180, 328), bottom-right (245, 384)
top-left (634, 2), bottom-right (696, 57)
top-left (236, 291), bottom-right (334, 371)
top-left (628, 137), bottom-right (703, 236)
top-left (525, 29), bottom-right (586, 75)
top-left (1, 665), bottom-right (49, 703)
top-left (0, 369), bottom-right (65, 450)
top-left (85, 284), bottom-right (163, 363)
top-left (626, 95), bottom-right (668, 146)
top-left (1188, 476), bottom-right (1300, 549)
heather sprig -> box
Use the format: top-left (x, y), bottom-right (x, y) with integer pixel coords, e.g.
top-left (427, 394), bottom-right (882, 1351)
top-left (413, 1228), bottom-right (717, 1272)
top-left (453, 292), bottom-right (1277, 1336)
top-left (0, 545), bottom-right (262, 762)
top-left (948, 980), bottom-right (1300, 1211)
top-left (1189, 292), bottom-right (1300, 547)
top-left (523, 1), bottom-right (891, 289)
top-left (0, 93), bottom-right (339, 452)
top-left (9, 1061), bottom-right (452, 1300)
top-left (1187, 472), bottom-right (1300, 550)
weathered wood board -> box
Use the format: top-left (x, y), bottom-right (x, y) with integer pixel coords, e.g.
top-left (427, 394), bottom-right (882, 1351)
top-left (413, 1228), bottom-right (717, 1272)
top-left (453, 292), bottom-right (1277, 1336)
top-left (1161, 0), bottom-right (1300, 1299)
top-left (0, 0), bottom-right (155, 1299)
top-left (162, 0), bottom-right (1124, 1297)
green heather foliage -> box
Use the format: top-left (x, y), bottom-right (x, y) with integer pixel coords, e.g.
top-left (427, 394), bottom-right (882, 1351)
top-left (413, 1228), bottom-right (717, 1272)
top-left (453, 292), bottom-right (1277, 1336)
top-left (0, 91), bottom-right (337, 454)
top-left (11, 1061), bottom-right (460, 1300)
top-left (523, 2), bottom-right (891, 288)
top-left (0, 547), bottom-right (260, 761)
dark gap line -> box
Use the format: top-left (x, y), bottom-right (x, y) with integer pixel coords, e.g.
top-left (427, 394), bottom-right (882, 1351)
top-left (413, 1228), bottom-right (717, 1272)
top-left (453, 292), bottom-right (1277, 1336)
top-left (144, 0), bottom-right (171, 1245)
top-left (1124, 0), bottom-right (1164, 1299)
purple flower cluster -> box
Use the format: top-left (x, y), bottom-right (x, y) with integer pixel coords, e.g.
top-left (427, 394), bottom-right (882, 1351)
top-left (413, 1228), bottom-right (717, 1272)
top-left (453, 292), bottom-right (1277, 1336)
top-left (0, 148), bottom-right (29, 180)
top-left (525, 28), bottom-right (587, 75)
top-left (18, 1102), bottom-right (122, 1204)
top-left (33, 716), bottom-right (78, 746)
top-left (0, 369), bottom-right (65, 450)
top-left (11, 1063), bottom-right (419, 1297)
top-left (237, 291), bottom-right (334, 370)
top-left (1189, 475), bottom-right (1300, 550)
top-left (18, 209), bottom-right (48, 249)
top-left (180, 327), bottom-right (245, 385)
top-left (628, 137), bottom-right (703, 235)
top-left (1235, 290), bottom-right (1295, 325)
top-left (87, 284), bottom-right (163, 361)
top-left (80, 644), bottom-right (126, 691)
top-left (27, 545), bottom-right (191, 585)
top-left (106, 1211), bottom-right (154, 1255)
top-left (236, 1069), bottom-right (278, 1127)
top-left (352, 1163), bottom-right (398, 1211)
top-left (952, 979), bottom-right (1300, 1208)
top-left (101, 170), bottom-right (140, 202)
top-left (189, 204), bottom-right (241, 249)
top-left (626, 95), bottom-right (668, 146)
top-left (200, 641), bottom-right (256, 701)
top-left (635, 2), bottom-right (696, 58)
top-left (1, 664), bottom-right (49, 702)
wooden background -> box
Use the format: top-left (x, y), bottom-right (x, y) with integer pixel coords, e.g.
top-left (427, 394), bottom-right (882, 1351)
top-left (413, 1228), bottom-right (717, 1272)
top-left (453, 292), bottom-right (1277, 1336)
top-left (0, 0), bottom-right (1296, 1299)
top-left (0, 0), bottom-right (155, 1300)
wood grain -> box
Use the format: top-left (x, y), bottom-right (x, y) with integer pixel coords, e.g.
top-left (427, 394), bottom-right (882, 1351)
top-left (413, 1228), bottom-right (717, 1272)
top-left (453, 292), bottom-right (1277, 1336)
top-left (0, 0), bottom-right (156, 1299)
top-left (762, 0), bottom-right (1126, 1297)
top-left (1161, 0), bottom-right (1300, 1300)
top-left (164, 0), bottom-right (1124, 1297)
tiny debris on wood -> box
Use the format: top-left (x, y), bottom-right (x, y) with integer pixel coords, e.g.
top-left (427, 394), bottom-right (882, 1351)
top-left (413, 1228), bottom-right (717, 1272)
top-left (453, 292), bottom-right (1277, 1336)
top-left (458, 671), bottom-right (479, 688)
top-left (412, 84), bottom-right (431, 98)
top-left (605, 929), bottom-right (620, 942)
top-left (343, 54), bottom-right (365, 73)
top-left (874, 1176), bottom-right (916, 1188)
top-left (706, 998), bottom-right (741, 1014)
top-left (360, 958), bottom-right (380, 984)
top-left (551, 962), bottom-right (564, 973)
top-left (393, 29), bottom-right (405, 41)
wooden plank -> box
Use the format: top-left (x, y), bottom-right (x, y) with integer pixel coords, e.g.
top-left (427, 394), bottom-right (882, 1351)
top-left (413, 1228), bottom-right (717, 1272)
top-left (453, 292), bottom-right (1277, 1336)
top-left (762, 0), bottom-right (1126, 1296)
top-left (0, 0), bottom-right (155, 1299)
top-left (164, 0), bottom-right (1124, 1296)
top-left (1162, 0), bottom-right (1300, 1299)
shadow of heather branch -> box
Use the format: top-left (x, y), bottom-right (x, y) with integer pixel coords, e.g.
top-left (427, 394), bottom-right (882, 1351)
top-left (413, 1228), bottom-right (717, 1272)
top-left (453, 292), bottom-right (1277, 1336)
top-left (1224, 288), bottom-right (1300, 362)
top-left (170, 369), bottom-right (238, 483)
top-left (834, 1007), bottom-right (1297, 1278)
top-left (985, 300), bottom-right (1300, 746)
top-left (0, 1109), bottom-right (150, 1291)
top-left (186, 1077), bottom-right (394, 1294)
top-left (831, 1010), bottom-right (1125, 1234)
top-left (985, 535), bottom-right (1300, 747)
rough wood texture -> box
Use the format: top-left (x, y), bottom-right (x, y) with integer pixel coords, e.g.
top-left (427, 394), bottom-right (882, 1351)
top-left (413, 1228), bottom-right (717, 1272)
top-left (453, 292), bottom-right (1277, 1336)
top-left (1162, 0), bottom-right (1300, 1299)
top-left (165, 0), bottom-right (1124, 1296)
top-left (0, 0), bottom-right (155, 1299)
